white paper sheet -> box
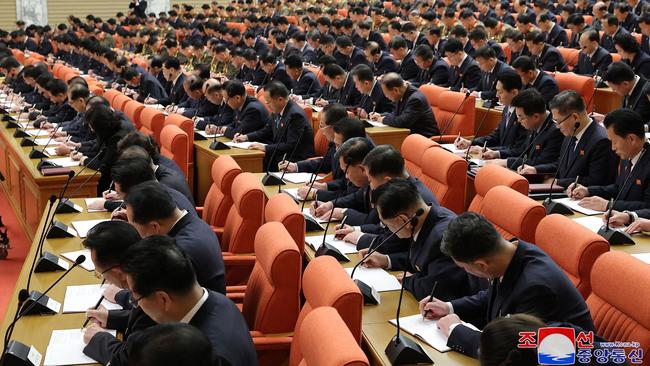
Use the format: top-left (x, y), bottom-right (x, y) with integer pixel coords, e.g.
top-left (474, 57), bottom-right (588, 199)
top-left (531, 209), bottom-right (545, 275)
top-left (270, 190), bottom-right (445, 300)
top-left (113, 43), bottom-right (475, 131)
top-left (302, 208), bottom-right (338, 224)
top-left (224, 141), bottom-right (260, 149)
top-left (62, 284), bottom-right (123, 313)
top-left (366, 120), bottom-right (388, 128)
top-left (345, 267), bottom-right (401, 292)
top-left (272, 172), bottom-right (322, 184)
top-left (572, 216), bottom-right (622, 233)
top-left (281, 187), bottom-right (303, 201)
top-left (44, 157), bottom-right (81, 167)
top-left (84, 198), bottom-right (107, 213)
top-left (632, 253), bottom-right (650, 264)
top-left (25, 129), bottom-right (50, 137)
top-left (305, 234), bottom-right (358, 254)
top-left (440, 143), bottom-right (466, 154)
top-left (44, 329), bottom-right (117, 366)
top-left (194, 130), bottom-right (223, 139)
top-left (44, 147), bottom-right (59, 156)
top-left (35, 137), bottom-right (61, 146)
top-left (388, 315), bottom-right (478, 352)
top-left (71, 219), bottom-right (110, 238)
top-left (554, 198), bottom-right (605, 216)
top-left (61, 249), bottom-right (94, 271)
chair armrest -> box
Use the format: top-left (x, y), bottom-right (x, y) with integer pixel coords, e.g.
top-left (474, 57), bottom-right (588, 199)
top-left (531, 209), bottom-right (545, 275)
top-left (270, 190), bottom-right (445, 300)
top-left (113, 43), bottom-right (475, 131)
top-left (213, 226), bottom-right (224, 242)
top-left (223, 255), bottom-right (256, 266)
top-left (251, 336), bottom-right (293, 351)
top-left (226, 285), bottom-right (247, 292)
top-left (226, 292), bottom-right (245, 303)
top-left (196, 206), bottom-right (204, 216)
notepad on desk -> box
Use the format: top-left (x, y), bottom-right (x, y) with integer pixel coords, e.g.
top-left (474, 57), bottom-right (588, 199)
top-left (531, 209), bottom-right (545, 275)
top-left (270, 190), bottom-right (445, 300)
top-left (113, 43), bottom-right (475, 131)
top-left (554, 198), bottom-right (605, 216)
top-left (388, 315), bottom-right (480, 352)
top-left (71, 219), bottom-right (110, 238)
top-left (224, 141), bottom-right (259, 149)
top-left (44, 329), bottom-right (117, 366)
top-left (366, 120), bottom-right (389, 128)
top-left (61, 249), bottom-right (94, 271)
top-left (62, 284), bottom-right (123, 313)
top-left (572, 216), bottom-right (624, 234)
top-left (44, 147), bottom-right (59, 157)
top-left (302, 208), bottom-right (338, 224)
top-left (306, 234), bottom-right (357, 254)
top-left (272, 172), bottom-right (322, 184)
top-left (25, 129), bottom-right (50, 137)
top-left (44, 157), bottom-right (81, 167)
top-left (195, 130), bottom-right (223, 139)
top-left (440, 143), bottom-right (466, 154)
top-left (345, 267), bottom-right (401, 292)
top-left (281, 188), bottom-right (303, 201)
top-left (35, 137), bottom-right (61, 146)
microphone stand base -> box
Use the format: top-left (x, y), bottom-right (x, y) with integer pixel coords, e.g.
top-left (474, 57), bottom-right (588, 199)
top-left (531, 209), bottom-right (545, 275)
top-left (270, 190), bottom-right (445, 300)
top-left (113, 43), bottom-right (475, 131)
top-left (209, 140), bottom-right (231, 150)
top-left (261, 173), bottom-right (285, 186)
top-left (36, 160), bottom-right (58, 170)
top-left (55, 199), bottom-right (82, 214)
top-left (0, 340), bottom-right (41, 366)
top-left (19, 138), bottom-right (36, 147)
top-left (21, 291), bottom-right (59, 316)
top-left (13, 130), bottom-right (29, 138)
top-left (597, 226), bottom-right (635, 245)
top-left (46, 221), bottom-right (75, 239)
top-left (315, 243), bottom-right (350, 262)
top-left (385, 334), bottom-right (433, 365)
top-left (34, 252), bottom-right (68, 273)
top-left (304, 215), bottom-right (324, 231)
top-left (543, 199), bottom-right (574, 215)
top-left (27, 149), bottom-right (47, 159)
top-left (354, 279), bottom-right (380, 305)
top-left (193, 131), bottom-right (207, 140)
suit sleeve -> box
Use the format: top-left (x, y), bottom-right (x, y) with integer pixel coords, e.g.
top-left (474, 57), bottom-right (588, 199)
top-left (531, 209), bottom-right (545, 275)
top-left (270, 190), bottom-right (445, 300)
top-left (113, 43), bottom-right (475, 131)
top-left (224, 107), bottom-right (268, 139)
top-left (264, 114), bottom-right (309, 158)
top-left (382, 96), bottom-right (427, 129)
top-left (246, 120), bottom-right (274, 144)
top-left (84, 332), bottom-right (128, 366)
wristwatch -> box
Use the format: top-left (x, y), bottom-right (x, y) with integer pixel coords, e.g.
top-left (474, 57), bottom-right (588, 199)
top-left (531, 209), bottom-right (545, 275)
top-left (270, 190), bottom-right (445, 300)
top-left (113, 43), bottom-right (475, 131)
top-left (624, 210), bottom-right (635, 223)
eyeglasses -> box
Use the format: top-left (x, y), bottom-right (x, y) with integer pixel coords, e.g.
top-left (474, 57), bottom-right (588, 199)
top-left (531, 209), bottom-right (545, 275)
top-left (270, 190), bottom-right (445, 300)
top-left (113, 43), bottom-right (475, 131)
top-left (129, 290), bottom-right (159, 308)
top-left (554, 113), bottom-right (575, 125)
top-left (93, 264), bottom-right (119, 279)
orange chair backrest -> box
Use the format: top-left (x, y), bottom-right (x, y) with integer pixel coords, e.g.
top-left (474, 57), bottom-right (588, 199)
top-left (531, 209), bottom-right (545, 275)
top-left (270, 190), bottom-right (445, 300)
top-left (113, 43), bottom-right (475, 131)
top-left (12, 49), bottom-right (24, 64)
top-left (468, 165), bottom-right (529, 213)
top-left (226, 22), bottom-right (247, 34)
top-left (111, 93), bottom-right (131, 111)
top-left (160, 124), bottom-right (189, 178)
top-left (132, 57), bottom-right (148, 70)
top-left (314, 128), bottom-right (329, 157)
top-left (90, 84), bottom-right (104, 96)
top-left (139, 107), bottom-right (166, 142)
top-left (103, 89), bottom-right (120, 106)
top-left (203, 156), bottom-right (242, 233)
top-left (420, 147), bottom-right (467, 213)
top-left (401, 134), bottom-right (439, 179)
top-left (265, 193), bottom-right (306, 256)
top-left (479, 186), bottom-right (545, 242)
top-left (166, 113), bottom-right (194, 163)
top-left (242, 222), bottom-right (301, 333)
top-left (222, 172), bottom-right (267, 253)
top-left (587, 252), bottom-right (650, 358)
top-left (583, 15), bottom-right (593, 25)
top-left (557, 47), bottom-right (580, 68)
top-left (500, 42), bottom-right (512, 64)
top-left (535, 214), bottom-right (609, 298)
top-left (611, 53), bottom-right (622, 63)
top-left (289, 256), bottom-right (363, 365)
top-left (286, 16), bottom-right (298, 25)
top-left (293, 307), bottom-right (369, 366)
top-left (382, 33), bottom-right (391, 45)
top-left (418, 83), bottom-right (447, 115)
top-left (552, 72), bottom-right (595, 113)
top-left (434, 90), bottom-right (476, 137)
top-left (123, 100), bottom-right (145, 129)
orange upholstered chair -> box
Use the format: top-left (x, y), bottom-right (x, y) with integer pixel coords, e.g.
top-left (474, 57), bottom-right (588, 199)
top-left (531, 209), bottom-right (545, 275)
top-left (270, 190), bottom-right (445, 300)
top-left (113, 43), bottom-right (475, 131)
top-left (418, 83), bottom-right (447, 115)
top-left (292, 307), bottom-right (369, 366)
top-left (587, 252), bottom-right (650, 358)
top-left (420, 147), bottom-right (467, 213)
top-left (535, 214), bottom-right (609, 298)
top-left (557, 48), bottom-right (580, 69)
top-left (139, 107), bottom-right (166, 142)
top-left (159, 124), bottom-right (189, 178)
top-left (500, 42), bottom-right (512, 64)
top-left (132, 57), bottom-right (148, 70)
top-left (611, 53), bottom-right (622, 63)
top-left (52, 63), bottom-right (64, 78)
top-left (313, 128), bottom-right (330, 156)
top-left (226, 22), bottom-right (247, 34)
top-left (103, 89), bottom-right (120, 106)
top-left (468, 165), bottom-right (529, 213)
top-left (583, 15), bottom-right (593, 25)
top-left (478, 186), bottom-right (545, 242)
top-left (552, 72), bottom-right (596, 113)
top-left (123, 100), bottom-right (145, 128)
top-left (11, 49), bottom-right (24, 64)
top-left (401, 134), bottom-right (439, 179)
top-left (431, 90), bottom-right (476, 142)
top-left (166, 113), bottom-right (194, 164)
top-left (89, 84), bottom-right (104, 96)
top-left (222, 172), bottom-right (267, 256)
top-left (196, 156), bottom-right (242, 236)
top-left (111, 93), bottom-right (131, 111)
top-left (264, 193), bottom-right (306, 256)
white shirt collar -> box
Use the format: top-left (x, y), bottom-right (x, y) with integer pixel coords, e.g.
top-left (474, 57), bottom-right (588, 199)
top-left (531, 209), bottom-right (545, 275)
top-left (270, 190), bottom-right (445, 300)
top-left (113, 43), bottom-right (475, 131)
top-left (171, 209), bottom-right (189, 229)
top-left (180, 287), bottom-right (208, 323)
top-left (631, 146), bottom-right (644, 166)
top-left (629, 75), bottom-right (641, 96)
top-left (574, 120), bottom-right (592, 143)
top-left (172, 72), bottom-right (183, 87)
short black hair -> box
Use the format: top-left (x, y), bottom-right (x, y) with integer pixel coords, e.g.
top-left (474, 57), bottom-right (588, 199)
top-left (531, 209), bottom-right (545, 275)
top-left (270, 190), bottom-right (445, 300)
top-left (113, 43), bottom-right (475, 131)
top-left (85, 104), bottom-right (121, 139)
top-left (441, 212), bottom-right (503, 262)
top-left (332, 117), bottom-right (366, 140)
top-left (549, 90), bottom-right (586, 116)
top-left (388, 36), bottom-right (408, 50)
top-left (334, 137), bottom-right (373, 165)
top-left (603, 108), bottom-right (645, 138)
top-left (111, 157), bottom-right (156, 193)
top-left (511, 88), bottom-right (546, 115)
top-left (284, 53), bottom-right (304, 69)
top-left (47, 78), bottom-right (68, 96)
top-left (350, 64), bottom-right (374, 82)
top-left (603, 62), bottom-right (636, 84)
top-left (443, 38), bottom-right (464, 54)
top-left (83, 221), bottom-right (141, 267)
top-left (128, 323), bottom-right (213, 366)
top-left (124, 181), bottom-right (177, 224)
top-left (511, 55), bottom-right (537, 72)
top-left (122, 235), bottom-right (196, 296)
top-left (614, 33), bottom-right (640, 54)
top-left (321, 103), bottom-right (348, 125)
top-left (264, 80), bottom-right (289, 98)
top-left (118, 131), bottom-right (161, 164)
top-left (372, 178), bottom-right (422, 219)
top-left (225, 80), bottom-right (246, 97)
top-left (163, 56), bottom-right (181, 70)
top-left (363, 145), bottom-right (405, 178)
top-left (496, 69), bottom-right (523, 92)
top-left (525, 30), bottom-right (545, 44)
top-left (322, 63), bottom-right (345, 78)
top-left (468, 28), bottom-right (488, 42)
top-left (69, 83), bottom-right (90, 100)
top-left (474, 45), bottom-right (496, 60)
top-left (414, 44), bottom-right (434, 61)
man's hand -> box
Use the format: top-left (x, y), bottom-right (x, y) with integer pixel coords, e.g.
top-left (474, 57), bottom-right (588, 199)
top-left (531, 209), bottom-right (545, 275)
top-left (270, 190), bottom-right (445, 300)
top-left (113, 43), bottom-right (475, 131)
top-left (278, 161), bottom-right (297, 172)
top-left (342, 230), bottom-right (363, 245)
top-left (357, 248), bottom-right (389, 268)
top-left (103, 190), bottom-right (120, 200)
top-left (454, 137), bottom-right (471, 149)
top-left (604, 210), bottom-right (629, 226)
top-left (87, 198), bottom-right (106, 211)
top-left (437, 314), bottom-right (462, 337)
top-left (71, 152), bottom-right (84, 161)
top-left (55, 144), bottom-right (72, 155)
top-left (483, 158), bottom-right (507, 167)
top-left (317, 207), bottom-right (344, 221)
top-left (334, 224), bottom-right (354, 239)
top-left (578, 196), bottom-right (608, 211)
top-left (625, 218), bottom-right (650, 234)
top-left (205, 124), bottom-right (219, 135)
top-left (369, 112), bottom-right (383, 121)
top-left (315, 98), bottom-right (328, 107)
top-left (52, 130), bottom-right (67, 138)
top-left (249, 143), bottom-right (266, 151)
top-left (144, 97), bottom-right (158, 104)
top-left (517, 164), bottom-right (537, 175)
top-left (312, 201), bottom-right (333, 217)
top-left (102, 284), bottom-right (122, 303)
top-left (480, 149), bottom-right (499, 160)
top-left (297, 186), bottom-right (316, 200)
top-left (85, 305), bottom-right (108, 328)
top-left (232, 133), bottom-right (248, 142)
top-left (419, 296), bottom-right (450, 320)
top-left (82, 323), bottom-right (107, 344)
top-left (567, 183), bottom-right (589, 199)
top-left (111, 207), bottom-right (127, 221)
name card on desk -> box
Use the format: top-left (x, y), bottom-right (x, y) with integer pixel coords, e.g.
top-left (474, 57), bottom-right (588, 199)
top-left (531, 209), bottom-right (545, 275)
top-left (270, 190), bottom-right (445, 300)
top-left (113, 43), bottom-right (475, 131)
top-left (632, 253), bottom-right (650, 264)
top-left (271, 172), bottom-right (323, 184)
top-left (43, 157), bottom-right (81, 168)
top-left (44, 329), bottom-right (117, 366)
top-left (224, 141), bottom-right (260, 149)
top-left (61, 249), bottom-right (93, 271)
top-left (195, 130), bottom-right (223, 139)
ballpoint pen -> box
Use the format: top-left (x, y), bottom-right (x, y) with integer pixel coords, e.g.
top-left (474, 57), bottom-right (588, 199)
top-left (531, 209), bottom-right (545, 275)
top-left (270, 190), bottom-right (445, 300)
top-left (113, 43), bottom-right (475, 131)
top-left (83, 279), bottom-right (106, 328)
top-left (570, 175), bottom-right (580, 199)
top-left (423, 281), bottom-right (438, 319)
top-left (482, 141), bottom-right (487, 154)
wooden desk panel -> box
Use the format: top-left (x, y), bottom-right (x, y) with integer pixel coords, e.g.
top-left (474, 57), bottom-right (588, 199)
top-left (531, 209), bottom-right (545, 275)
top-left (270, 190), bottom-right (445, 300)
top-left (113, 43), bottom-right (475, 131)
top-left (474, 102), bottom-right (503, 137)
top-left (593, 88), bottom-right (621, 114)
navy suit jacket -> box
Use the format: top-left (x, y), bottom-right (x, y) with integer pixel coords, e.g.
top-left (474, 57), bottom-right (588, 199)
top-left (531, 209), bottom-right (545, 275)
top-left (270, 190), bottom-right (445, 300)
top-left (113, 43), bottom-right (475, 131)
top-left (473, 106), bottom-right (527, 157)
top-left (300, 44), bottom-right (319, 64)
top-left (372, 52), bottom-right (398, 76)
top-left (319, 73), bottom-right (361, 106)
top-left (601, 27), bottom-right (630, 52)
top-left (264, 63), bottom-right (295, 90)
top-left (447, 241), bottom-right (595, 358)
top-left (196, 103), bottom-right (235, 130)
top-left (157, 73), bottom-right (187, 106)
top-left (168, 213), bottom-right (226, 294)
top-left (157, 164), bottom-right (194, 205)
top-left (475, 60), bottom-right (512, 101)
top-left (588, 144), bottom-right (650, 211)
top-left (573, 46), bottom-right (613, 76)
top-left (525, 70), bottom-right (560, 104)
top-left (382, 85), bottom-right (440, 137)
top-left (137, 72), bottom-right (169, 105)
top-left (629, 52), bottom-right (650, 79)
top-left (509, 45), bottom-right (531, 65)
top-left (534, 44), bottom-right (568, 72)
top-left (189, 290), bottom-right (258, 366)
top-left (223, 96), bottom-right (271, 139)
top-left (506, 113), bottom-right (563, 170)
top-left (449, 55), bottom-right (482, 91)
top-left (397, 50), bottom-right (420, 82)
top-left (545, 24), bottom-right (570, 47)
top-left (414, 59), bottom-right (451, 87)
top-left (356, 81), bottom-right (393, 114)
top-left (623, 77), bottom-right (650, 126)
top-left (642, 34), bottom-right (650, 55)
top-left (535, 121), bottom-right (617, 188)
top-left (292, 69), bottom-right (322, 99)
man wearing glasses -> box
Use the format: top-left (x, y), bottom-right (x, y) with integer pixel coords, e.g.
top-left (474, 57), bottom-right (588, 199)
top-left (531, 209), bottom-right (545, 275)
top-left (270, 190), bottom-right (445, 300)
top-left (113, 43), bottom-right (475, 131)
top-left (573, 29), bottom-right (613, 77)
top-left (517, 90), bottom-right (616, 188)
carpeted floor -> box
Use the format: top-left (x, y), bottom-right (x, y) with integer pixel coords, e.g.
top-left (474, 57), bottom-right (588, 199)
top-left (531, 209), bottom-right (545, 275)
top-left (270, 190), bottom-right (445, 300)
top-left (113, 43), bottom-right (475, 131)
top-left (0, 190), bottom-right (30, 321)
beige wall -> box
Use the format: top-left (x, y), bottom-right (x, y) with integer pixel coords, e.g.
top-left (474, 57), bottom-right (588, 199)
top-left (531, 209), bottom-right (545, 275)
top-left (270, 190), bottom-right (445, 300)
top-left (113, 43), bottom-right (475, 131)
top-left (47, 0), bottom-right (131, 27)
top-left (0, 1), bottom-right (17, 32)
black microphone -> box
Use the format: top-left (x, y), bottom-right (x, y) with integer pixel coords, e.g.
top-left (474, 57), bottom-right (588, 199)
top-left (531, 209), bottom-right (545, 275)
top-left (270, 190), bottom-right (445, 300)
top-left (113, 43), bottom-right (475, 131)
top-left (463, 99), bottom-right (496, 170)
top-left (56, 157), bottom-right (105, 214)
top-left (314, 162), bottom-right (351, 262)
top-left (299, 155), bottom-right (327, 211)
top-left (435, 90), bottom-right (472, 142)
top-left (302, 75), bottom-right (318, 100)
top-left (543, 121), bottom-right (580, 214)
top-left (350, 208), bottom-right (425, 305)
top-left (261, 112), bottom-right (292, 186)
top-left (2, 289), bottom-right (29, 353)
top-left (511, 115), bottom-right (552, 170)
top-left (25, 195), bottom-right (57, 291)
top-left (28, 123), bottom-right (62, 159)
top-left (585, 69), bottom-right (601, 115)
top-left (277, 126), bottom-right (306, 193)
top-left (3, 109), bottom-right (23, 129)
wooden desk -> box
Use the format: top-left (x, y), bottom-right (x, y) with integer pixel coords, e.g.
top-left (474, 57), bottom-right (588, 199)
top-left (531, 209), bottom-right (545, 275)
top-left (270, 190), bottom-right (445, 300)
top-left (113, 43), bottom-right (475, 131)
top-left (0, 199), bottom-right (108, 364)
top-left (194, 138), bottom-right (265, 204)
top-left (593, 87), bottom-right (621, 114)
top-left (474, 102), bottom-right (503, 137)
top-left (0, 120), bottom-right (100, 240)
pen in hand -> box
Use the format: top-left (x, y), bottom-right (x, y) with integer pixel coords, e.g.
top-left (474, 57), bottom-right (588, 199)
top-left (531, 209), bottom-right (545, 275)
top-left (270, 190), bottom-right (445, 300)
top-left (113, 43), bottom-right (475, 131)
top-left (423, 281), bottom-right (438, 320)
top-left (570, 175), bottom-right (580, 199)
top-left (83, 279), bottom-right (106, 328)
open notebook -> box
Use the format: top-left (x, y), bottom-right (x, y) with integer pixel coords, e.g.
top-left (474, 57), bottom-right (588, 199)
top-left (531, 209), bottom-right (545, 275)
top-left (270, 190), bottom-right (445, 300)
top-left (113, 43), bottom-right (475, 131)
top-left (389, 314), bottom-right (480, 353)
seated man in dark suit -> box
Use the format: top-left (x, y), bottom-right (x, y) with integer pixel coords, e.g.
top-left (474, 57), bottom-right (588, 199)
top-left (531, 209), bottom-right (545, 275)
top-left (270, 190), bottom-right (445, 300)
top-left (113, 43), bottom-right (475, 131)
top-left (335, 35), bottom-right (369, 71)
top-left (0, 56), bottom-right (32, 94)
top-left (316, 63), bottom-right (361, 107)
top-left (518, 90), bottom-right (616, 187)
top-left (364, 41), bottom-right (397, 76)
top-left (284, 53), bottom-right (322, 99)
top-left (290, 31), bottom-right (318, 64)
top-left (602, 62), bottom-right (650, 128)
top-left (614, 33), bottom-right (650, 79)
top-left (156, 57), bottom-right (188, 107)
top-left (258, 54), bottom-right (295, 91)
top-left (420, 212), bottom-right (594, 359)
top-left (470, 45), bottom-right (513, 101)
top-left (81, 221), bottom-right (156, 366)
top-left (601, 14), bottom-right (629, 53)
top-left (444, 38), bottom-right (482, 91)
top-left (196, 81), bottom-right (235, 131)
top-left (350, 64), bottom-right (393, 118)
top-left (512, 55), bottom-right (560, 104)
top-left (120, 235), bottom-right (258, 366)
top-left (569, 108), bottom-right (650, 211)
top-left (122, 67), bottom-right (169, 105)
top-left (359, 179), bottom-right (486, 300)
top-left (357, 21), bottom-right (388, 50)
top-left (467, 28), bottom-right (507, 62)
top-left (210, 80), bottom-right (270, 139)
top-left (124, 181), bottom-right (226, 294)
top-left (485, 88), bottom-right (563, 171)
top-left (525, 31), bottom-right (569, 72)
top-left (456, 70), bottom-right (528, 158)
top-left (388, 36), bottom-right (420, 82)
top-left (537, 13), bottom-right (570, 47)
top-left (31, 78), bottom-right (77, 128)
top-left (233, 81), bottom-right (315, 170)
top-left (369, 73), bottom-right (440, 137)
top-left (573, 29), bottom-right (613, 76)
top-left (412, 44), bottom-right (451, 87)
top-left (505, 30), bottom-right (531, 66)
